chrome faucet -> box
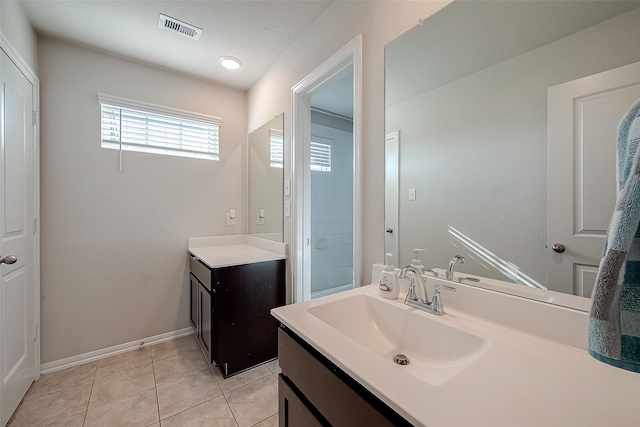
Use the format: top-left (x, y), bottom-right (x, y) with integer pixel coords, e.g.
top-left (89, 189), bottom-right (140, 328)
top-left (397, 266), bottom-right (456, 315)
top-left (447, 255), bottom-right (466, 281)
top-left (396, 266), bottom-right (428, 303)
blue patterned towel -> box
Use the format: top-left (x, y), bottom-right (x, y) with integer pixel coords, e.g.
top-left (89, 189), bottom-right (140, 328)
top-left (588, 97), bottom-right (640, 373)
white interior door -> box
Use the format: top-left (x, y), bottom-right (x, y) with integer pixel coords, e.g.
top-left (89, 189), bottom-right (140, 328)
top-left (384, 131), bottom-right (399, 259)
top-left (548, 61), bottom-right (640, 297)
top-left (1, 49), bottom-right (37, 426)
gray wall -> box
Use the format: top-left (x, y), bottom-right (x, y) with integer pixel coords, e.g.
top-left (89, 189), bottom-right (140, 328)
top-left (0, 1), bottom-right (38, 72)
top-left (38, 37), bottom-right (247, 363)
top-left (247, 1), bottom-right (451, 287)
top-left (386, 7), bottom-right (640, 285)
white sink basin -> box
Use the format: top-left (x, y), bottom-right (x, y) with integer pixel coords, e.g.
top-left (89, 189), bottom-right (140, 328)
top-left (307, 293), bottom-right (491, 386)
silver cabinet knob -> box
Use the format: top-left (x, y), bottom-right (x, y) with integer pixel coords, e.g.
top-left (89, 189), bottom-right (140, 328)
top-left (552, 243), bottom-right (566, 253)
top-left (386, 228), bottom-right (393, 234)
top-left (0, 255), bottom-right (17, 264)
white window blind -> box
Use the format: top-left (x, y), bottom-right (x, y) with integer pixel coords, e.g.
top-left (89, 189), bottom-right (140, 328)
top-left (98, 93), bottom-right (221, 161)
top-left (270, 128), bottom-right (284, 168)
top-left (310, 141), bottom-right (331, 172)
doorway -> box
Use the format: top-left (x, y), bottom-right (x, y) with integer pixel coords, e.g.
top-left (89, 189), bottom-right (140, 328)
top-left (291, 36), bottom-right (362, 302)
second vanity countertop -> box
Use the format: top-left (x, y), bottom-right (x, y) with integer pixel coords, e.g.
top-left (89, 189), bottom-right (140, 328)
top-left (271, 283), bottom-right (640, 427)
top-left (188, 235), bottom-right (287, 268)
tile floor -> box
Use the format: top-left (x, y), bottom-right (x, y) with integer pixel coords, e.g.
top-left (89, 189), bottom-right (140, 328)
top-left (8, 335), bottom-right (280, 427)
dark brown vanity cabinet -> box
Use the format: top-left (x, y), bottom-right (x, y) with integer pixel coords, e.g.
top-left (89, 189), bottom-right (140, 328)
top-left (278, 327), bottom-right (413, 427)
top-left (189, 255), bottom-right (285, 377)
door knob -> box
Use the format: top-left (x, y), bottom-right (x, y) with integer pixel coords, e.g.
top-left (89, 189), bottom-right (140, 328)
top-left (0, 255), bottom-right (17, 264)
top-left (386, 228), bottom-right (393, 234)
top-left (551, 243), bottom-right (566, 253)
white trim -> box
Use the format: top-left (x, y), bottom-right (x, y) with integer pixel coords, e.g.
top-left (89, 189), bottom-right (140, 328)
top-left (0, 33), bottom-right (41, 381)
top-left (291, 35), bottom-right (363, 303)
top-left (97, 93), bottom-right (221, 126)
top-left (40, 327), bottom-right (194, 374)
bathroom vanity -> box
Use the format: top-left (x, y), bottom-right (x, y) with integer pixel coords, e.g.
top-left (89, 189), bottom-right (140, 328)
top-left (189, 235), bottom-right (286, 377)
top-left (271, 266), bottom-right (640, 427)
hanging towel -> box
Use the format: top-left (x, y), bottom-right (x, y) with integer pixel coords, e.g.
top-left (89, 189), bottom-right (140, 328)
top-left (588, 97), bottom-right (640, 373)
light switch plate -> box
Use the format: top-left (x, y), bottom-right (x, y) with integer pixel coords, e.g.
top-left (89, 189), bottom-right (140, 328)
top-left (227, 211), bottom-right (236, 226)
top-left (257, 211), bottom-right (265, 225)
top-left (409, 188), bottom-right (416, 201)
top-left (284, 179), bottom-right (291, 196)
top-left (284, 201), bottom-right (291, 217)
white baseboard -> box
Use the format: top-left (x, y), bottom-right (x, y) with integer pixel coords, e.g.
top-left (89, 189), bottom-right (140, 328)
top-left (40, 327), bottom-right (194, 375)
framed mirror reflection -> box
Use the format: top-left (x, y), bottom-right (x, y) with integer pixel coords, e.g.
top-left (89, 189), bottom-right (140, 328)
top-left (248, 113), bottom-right (284, 242)
top-left (384, 1), bottom-right (640, 305)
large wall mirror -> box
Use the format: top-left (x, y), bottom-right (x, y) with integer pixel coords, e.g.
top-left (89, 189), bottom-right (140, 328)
top-left (385, 1), bottom-right (640, 305)
top-left (248, 114), bottom-right (284, 242)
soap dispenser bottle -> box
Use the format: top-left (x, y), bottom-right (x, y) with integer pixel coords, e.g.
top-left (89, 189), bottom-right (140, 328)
top-left (408, 248), bottom-right (427, 301)
top-left (379, 253), bottom-right (399, 300)
top-left (410, 248), bottom-right (427, 275)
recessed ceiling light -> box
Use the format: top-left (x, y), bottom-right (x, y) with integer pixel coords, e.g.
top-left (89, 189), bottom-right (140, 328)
top-left (219, 56), bottom-right (243, 70)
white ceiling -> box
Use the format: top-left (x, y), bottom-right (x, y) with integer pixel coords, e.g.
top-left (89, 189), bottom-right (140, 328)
top-left (311, 70), bottom-right (354, 119)
top-left (19, 0), bottom-right (332, 90)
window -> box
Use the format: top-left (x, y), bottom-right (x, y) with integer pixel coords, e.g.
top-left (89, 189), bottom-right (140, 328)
top-left (270, 128), bottom-right (283, 168)
top-left (310, 141), bottom-right (331, 172)
top-left (98, 93), bottom-right (221, 160)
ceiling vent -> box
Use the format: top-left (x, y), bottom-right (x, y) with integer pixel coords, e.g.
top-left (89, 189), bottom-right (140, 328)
top-left (158, 14), bottom-right (202, 41)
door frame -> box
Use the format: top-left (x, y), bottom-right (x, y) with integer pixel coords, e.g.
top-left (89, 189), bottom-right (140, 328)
top-left (291, 36), bottom-right (362, 303)
top-left (384, 131), bottom-right (399, 259)
top-left (0, 33), bottom-right (41, 380)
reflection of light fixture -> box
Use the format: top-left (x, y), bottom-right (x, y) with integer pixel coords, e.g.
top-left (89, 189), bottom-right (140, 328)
top-left (219, 56), bottom-right (242, 70)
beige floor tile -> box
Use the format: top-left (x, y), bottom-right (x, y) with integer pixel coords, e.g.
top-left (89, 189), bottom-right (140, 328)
top-left (225, 374), bottom-right (278, 427)
top-left (24, 362), bottom-right (97, 400)
top-left (265, 359), bottom-right (281, 375)
top-left (253, 413), bottom-right (278, 427)
top-left (84, 388), bottom-right (159, 427)
top-left (156, 368), bottom-right (222, 420)
top-left (160, 395), bottom-right (238, 427)
top-left (153, 349), bottom-right (208, 385)
top-left (151, 335), bottom-right (198, 362)
top-left (213, 364), bottom-right (271, 393)
top-left (42, 412), bottom-right (86, 427)
top-left (89, 363), bottom-right (156, 409)
top-left (9, 382), bottom-right (92, 426)
top-left (96, 347), bottom-right (152, 378)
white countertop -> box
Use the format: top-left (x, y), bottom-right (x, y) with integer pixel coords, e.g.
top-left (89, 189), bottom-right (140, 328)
top-left (271, 284), bottom-right (640, 427)
top-left (188, 235), bottom-right (286, 268)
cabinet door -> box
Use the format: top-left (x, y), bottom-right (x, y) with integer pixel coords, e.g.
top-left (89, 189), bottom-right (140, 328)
top-left (214, 260), bottom-right (285, 375)
top-left (278, 375), bottom-right (324, 427)
top-left (190, 274), bottom-right (198, 330)
top-left (199, 284), bottom-right (212, 362)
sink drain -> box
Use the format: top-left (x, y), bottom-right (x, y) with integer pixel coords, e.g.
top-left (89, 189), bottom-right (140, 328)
top-left (393, 353), bottom-right (410, 365)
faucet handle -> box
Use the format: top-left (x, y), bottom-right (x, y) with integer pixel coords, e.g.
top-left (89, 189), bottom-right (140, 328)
top-left (431, 283), bottom-right (456, 315)
top-left (434, 283), bottom-right (456, 293)
top-left (406, 277), bottom-right (419, 301)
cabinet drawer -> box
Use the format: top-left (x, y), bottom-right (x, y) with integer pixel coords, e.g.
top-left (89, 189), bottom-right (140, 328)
top-left (189, 255), bottom-right (212, 291)
top-left (278, 375), bottom-right (325, 427)
top-left (279, 328), bottom-right (406, 427)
